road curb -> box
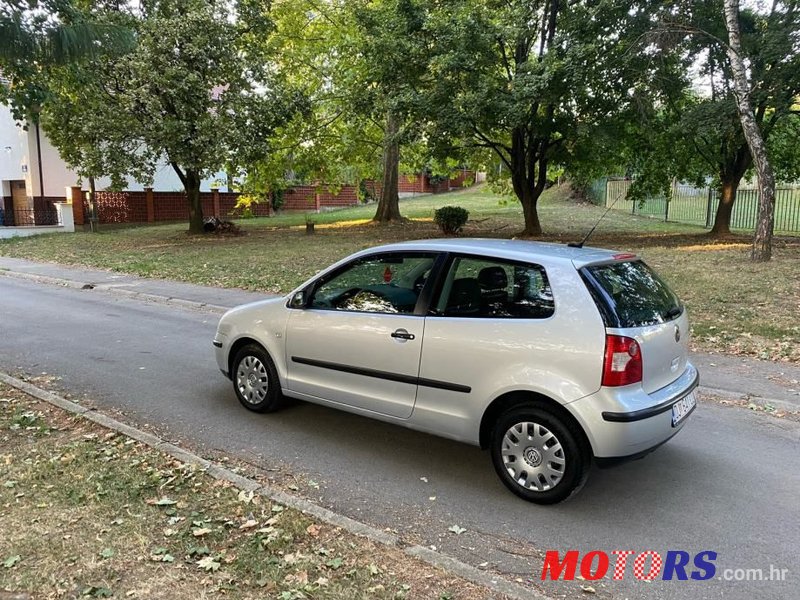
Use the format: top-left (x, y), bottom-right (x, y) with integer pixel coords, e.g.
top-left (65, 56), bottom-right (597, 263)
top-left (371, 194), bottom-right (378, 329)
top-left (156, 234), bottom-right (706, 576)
top-left (698, 385), bottom-right (799, 413)
top-left (0, 371), bottom-right (547, 600)
top-left (0, 269), bottom-right (228, 315)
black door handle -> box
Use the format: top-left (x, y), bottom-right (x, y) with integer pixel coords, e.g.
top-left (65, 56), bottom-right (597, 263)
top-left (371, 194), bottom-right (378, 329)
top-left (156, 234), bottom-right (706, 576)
top-left (391, 329), bottom-right (415, 340)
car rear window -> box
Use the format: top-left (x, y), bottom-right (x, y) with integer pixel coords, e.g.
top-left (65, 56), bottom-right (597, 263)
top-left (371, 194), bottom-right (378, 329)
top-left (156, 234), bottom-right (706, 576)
top-left (583, 260), bottom-right (682, 328)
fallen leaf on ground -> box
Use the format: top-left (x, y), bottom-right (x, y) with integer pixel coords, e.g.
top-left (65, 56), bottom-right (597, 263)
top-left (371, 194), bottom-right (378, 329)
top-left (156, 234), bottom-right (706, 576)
top-left (197, 556), bottom-right (221, 572)
top-left (448, 525), bottom-right (466, 535)
top-left (3, 555), bottom-right (21, 568)
top-left (146, 497), bottom-right (176, 506)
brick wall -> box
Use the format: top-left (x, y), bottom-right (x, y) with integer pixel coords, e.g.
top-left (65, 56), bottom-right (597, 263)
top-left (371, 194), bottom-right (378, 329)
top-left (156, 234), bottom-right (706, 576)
top-left (64, 174), bottom-right (464, 226)
top-left (281, 184), bottom-right (360, 211)
top-left (84, 190), bottom-right (272, 224)
top-left (397, 174), bottom-right (453, 194)
top-left (88, 191), bottom-right (148, 224)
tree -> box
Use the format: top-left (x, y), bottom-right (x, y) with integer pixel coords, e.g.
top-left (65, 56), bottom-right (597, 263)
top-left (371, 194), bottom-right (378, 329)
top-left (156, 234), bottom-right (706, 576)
top-left (723, 0), bottom-right (776, 261)
top-left (656, 0), bottom-right (800, 236)
top-left (345, 0), bottom-right (432, 224)
top-left (246, 0), bottom-right (433, 223)
top-left (41, 57), bottom-right (156, 227)
top-left (238, 0), bottom-right (381, 207)
top-left (1, 0), bottom-right (133, 120)
top-left (424, 0), bottom-right (670, 235)
top-left (73, 0), bottom-right (296, 233)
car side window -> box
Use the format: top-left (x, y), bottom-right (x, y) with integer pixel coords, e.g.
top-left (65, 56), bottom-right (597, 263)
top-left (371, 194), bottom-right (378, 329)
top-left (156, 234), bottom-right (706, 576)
top-left (310, 253), bottom-right (437, 314)
top-left (434, 257), bottom-right (554, 318)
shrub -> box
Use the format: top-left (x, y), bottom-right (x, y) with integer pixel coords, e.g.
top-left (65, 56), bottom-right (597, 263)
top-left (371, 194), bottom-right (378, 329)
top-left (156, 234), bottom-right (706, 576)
top-left (271, 188), bottom-right (285, 212)
top-left (434, 205), bottom-right (469, 235)
top-left (359, 179), bottom-right (376, 203)
top-left (233, 193), bottom-right (263, 218)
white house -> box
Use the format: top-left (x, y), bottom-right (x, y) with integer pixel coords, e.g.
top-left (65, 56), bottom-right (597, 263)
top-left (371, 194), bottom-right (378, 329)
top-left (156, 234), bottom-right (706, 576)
top-left (1, 102), bottom-right (225, 223)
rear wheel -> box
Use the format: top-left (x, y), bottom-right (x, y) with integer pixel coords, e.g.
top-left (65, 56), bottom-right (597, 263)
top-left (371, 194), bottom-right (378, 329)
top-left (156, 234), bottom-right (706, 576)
top-left (490, 405), bottom-right (589, 504)
top-left (231, 344), bottom-right (283, 413)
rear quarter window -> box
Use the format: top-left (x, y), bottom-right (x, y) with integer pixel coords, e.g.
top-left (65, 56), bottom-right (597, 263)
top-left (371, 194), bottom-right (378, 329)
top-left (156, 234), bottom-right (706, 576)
top-left (582, 260), bottom-right (682, 328)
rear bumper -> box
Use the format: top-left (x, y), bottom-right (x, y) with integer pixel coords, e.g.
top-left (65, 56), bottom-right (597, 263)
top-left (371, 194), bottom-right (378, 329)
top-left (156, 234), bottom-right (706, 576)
top-left (566, 362), bottom-right (699, 460)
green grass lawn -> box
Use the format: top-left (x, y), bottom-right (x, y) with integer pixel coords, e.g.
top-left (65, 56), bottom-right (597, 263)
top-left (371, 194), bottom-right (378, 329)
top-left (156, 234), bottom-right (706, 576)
top-left (1, 185), bottom-right (798, 362)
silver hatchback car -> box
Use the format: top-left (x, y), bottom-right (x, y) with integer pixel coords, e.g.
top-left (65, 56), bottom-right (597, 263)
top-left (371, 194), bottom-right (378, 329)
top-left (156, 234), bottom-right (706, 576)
top-left (213, 239), bottom-right (698, 504)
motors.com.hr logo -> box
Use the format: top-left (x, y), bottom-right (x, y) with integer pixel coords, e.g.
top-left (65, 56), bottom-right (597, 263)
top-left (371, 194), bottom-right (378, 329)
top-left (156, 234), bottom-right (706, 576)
top-left (541, 550), bottom-right (789, 582)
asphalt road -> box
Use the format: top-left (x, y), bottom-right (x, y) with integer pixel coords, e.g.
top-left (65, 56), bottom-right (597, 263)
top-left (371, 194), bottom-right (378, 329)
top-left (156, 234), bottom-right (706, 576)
top-left (1, 276), bottom-right (798, 600)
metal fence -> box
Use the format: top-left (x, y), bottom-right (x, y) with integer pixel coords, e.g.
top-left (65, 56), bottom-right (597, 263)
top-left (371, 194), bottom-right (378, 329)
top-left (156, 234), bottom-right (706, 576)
top-left (587, 178), bottom-right (800, 234)
top-left (0, 208), bottom-right (62, 227)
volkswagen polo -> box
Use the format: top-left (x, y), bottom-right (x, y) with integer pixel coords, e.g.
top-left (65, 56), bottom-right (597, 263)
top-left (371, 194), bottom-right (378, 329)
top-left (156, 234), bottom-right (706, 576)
top-left (213, 239), bottom-right (698, 504)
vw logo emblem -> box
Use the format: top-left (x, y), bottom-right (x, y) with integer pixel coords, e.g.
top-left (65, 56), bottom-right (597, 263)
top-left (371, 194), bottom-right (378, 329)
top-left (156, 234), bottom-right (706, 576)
top-left (674, 325), bottom-right (681, 342)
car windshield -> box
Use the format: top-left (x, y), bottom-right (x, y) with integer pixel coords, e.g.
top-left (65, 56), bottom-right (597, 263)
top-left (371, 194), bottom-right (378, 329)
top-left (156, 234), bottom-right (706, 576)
top-left (584, 260), bottom-right (682, 328)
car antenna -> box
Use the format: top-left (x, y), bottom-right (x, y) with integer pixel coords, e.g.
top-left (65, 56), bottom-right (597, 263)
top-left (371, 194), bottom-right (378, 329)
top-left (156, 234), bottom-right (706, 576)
top-left (567, 187), bottom-right (627, 248)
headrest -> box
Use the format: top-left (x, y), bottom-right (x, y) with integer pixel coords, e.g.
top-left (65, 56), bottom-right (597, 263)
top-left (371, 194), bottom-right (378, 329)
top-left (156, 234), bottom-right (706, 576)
top-left (447, 278), bottom-right (481, 313)
top-left (478, 266), bottom-right (508, 290)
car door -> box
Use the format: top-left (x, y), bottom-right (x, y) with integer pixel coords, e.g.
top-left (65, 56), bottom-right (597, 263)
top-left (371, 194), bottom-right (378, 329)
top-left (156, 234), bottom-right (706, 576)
top-left (416, 255), bottom-right (590, 435)
top-left (285, 251), bottom-right (440, 419)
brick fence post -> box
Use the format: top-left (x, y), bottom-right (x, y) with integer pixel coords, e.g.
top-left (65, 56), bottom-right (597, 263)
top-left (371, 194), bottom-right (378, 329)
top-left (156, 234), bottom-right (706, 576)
top-left (145, 187), bottom-right (155, 223)
top-left (314, 190), bottom-right (321, 211)
top-left (211, 187), bottom-right (220, 218)
top-left (69, 186), bottom-right (85, 226)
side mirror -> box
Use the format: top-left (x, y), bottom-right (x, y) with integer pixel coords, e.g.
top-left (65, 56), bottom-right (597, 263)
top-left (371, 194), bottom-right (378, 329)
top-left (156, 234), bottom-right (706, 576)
top-left (289, 290), bottom-right (307, 309)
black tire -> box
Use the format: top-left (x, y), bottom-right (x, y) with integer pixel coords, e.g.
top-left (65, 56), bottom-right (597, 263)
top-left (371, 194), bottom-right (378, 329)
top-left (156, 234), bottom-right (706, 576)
top-left (231, 344), bottom-right (284, 413)
top-left (490, 404), bottom-right (590, 504)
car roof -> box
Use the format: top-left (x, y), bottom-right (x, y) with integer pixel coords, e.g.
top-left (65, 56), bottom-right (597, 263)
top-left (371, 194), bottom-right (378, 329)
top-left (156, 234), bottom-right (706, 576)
top-left (362, 238), bottom-right (628, 268)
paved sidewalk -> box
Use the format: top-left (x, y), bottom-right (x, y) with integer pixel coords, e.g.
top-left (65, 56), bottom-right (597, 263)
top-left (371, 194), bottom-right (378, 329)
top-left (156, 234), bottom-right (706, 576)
top-left (0, 256), bottom-right (267, 309)
top-left (2, 255), bottom-right (798, 409)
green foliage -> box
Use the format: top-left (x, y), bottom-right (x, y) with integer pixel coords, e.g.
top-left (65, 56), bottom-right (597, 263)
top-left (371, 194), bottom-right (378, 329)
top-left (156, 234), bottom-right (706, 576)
top-left (240, 0), bottom-right (386, 192)
top-left (271, 188), bottom-right (286, 212)
top-left (624, 1), bottom-right (800, 202)
top-left (28, 0), bottom-right (299, 231)
top-left (41, 52), bottom-right (156, 190)
top-left (433, 206), bottom-right (469, 235)
top-left (486, 174), bottom-right (515, 200)
top-left (768, 114), bottom-right (800, 184)
top-left (421, 0), bottom-right (680, 233)
top-left (358, 179), bottom-right (376, 203)
top-left (233, 194), bottom-right (267, 219)
top-left (0, 1), bottom-right (134, 122)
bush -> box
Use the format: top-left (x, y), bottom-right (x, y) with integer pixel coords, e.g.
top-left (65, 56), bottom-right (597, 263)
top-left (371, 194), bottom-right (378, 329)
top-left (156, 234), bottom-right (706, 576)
top-left (359, 179), bottom-right (376, 203)
top-left (233, 193), bottom-right (264, 218)
top-left (271, 188), bottom-right (285, 212)
top-left (434, 205), bottom-right (469, 235)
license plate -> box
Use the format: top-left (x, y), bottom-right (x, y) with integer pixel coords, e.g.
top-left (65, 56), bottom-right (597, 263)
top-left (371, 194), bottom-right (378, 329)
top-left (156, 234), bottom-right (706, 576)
top-left (671, 391), bottom-right (697, 427)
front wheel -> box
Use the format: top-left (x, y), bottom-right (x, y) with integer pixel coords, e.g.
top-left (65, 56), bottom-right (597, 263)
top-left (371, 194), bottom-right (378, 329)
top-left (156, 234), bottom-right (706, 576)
top-left (231, 344), bottom-right (283, 413)
top-left (490, 405), bottom-right (590, 504)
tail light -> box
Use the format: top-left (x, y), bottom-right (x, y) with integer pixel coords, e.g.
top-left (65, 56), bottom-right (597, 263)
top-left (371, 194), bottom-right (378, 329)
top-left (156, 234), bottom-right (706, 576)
top-left (602, 335), bottom-right (642, 387)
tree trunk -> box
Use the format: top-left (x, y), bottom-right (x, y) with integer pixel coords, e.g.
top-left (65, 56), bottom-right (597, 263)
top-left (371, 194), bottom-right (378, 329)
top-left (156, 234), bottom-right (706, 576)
top-left (88, 176), bottom-right (98, 233)
top-left (710, 176), bottom-right (739, 236)
top-left (186, 170), bottom-right (204, 234)
top-left (373, 111), bottom-right (403, 223)
top-left (518, 186), bottom-right (543, 236)
top-left (709, 147), bottom-right (750, 236)
top-left (508, 129), bottom-right (546, 237)
top-left (171, 161), bottom-right (204, 233)
top-left (724, 0), bottom-right (776, 261)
